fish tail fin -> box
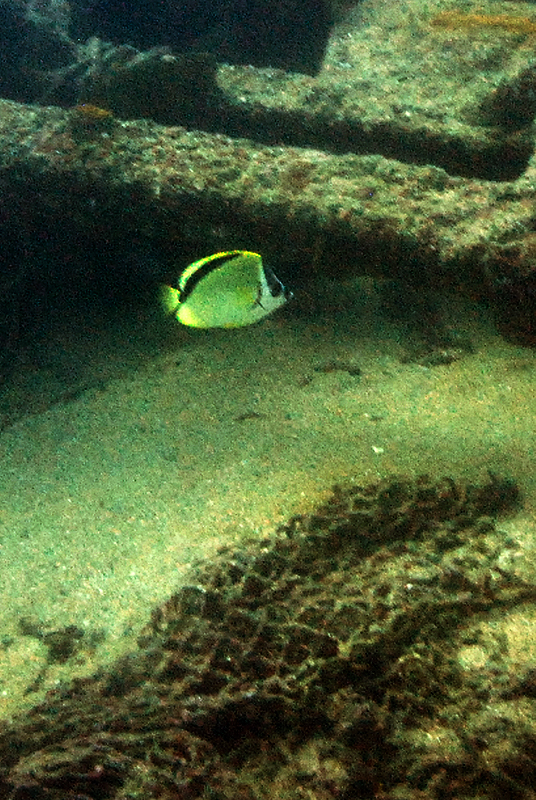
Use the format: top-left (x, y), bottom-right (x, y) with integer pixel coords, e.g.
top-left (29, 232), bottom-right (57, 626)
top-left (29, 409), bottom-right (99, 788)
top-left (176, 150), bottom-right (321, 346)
top-left (160, 284), bottom-right (180, 316)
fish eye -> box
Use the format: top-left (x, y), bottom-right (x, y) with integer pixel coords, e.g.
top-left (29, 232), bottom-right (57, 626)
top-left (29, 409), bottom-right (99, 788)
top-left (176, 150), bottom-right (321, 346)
top-left (270, 280), bottom-right (284, 297)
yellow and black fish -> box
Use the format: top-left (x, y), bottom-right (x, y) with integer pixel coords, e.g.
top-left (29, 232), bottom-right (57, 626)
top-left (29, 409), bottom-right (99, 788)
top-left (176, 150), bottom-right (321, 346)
top-left (161, 250), bottom-right (292, 328)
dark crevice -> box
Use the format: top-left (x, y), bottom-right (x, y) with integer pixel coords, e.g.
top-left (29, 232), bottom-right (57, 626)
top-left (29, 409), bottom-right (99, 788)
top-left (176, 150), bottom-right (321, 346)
top-left (200, 106), bottom-right (533, 181)
top-left (72, 0), bottom-right (334, 76)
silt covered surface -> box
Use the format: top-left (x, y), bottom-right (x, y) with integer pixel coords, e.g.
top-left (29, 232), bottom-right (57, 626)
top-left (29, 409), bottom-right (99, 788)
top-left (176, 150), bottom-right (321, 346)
top-left (1, 473), bottom-right (536, 799)
top-left (1, 2), bottom-right (536, 798)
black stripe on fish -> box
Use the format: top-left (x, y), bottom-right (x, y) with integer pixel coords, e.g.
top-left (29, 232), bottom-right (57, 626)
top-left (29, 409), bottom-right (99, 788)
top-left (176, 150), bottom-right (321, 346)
top-left (179, 253), bottom-right (240, 302)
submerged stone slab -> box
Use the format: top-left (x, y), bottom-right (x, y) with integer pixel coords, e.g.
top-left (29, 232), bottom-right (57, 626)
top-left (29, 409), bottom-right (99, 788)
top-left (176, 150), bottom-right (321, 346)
top-left (1, 98), bottom-right (535, 285)
top-left (213, 2), bottom-right (536, 182)
top-left (75, 0), bottom-right (536, 181)
top-left (3, 1), bottom-right (536, 343)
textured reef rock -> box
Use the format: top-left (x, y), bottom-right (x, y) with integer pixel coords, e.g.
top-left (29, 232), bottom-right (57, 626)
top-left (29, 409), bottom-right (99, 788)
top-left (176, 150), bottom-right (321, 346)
top-left (1, 472), bottom-right (536, 799)
top-left (0, 96), bottom-right (535, 335)
top-left (3, 0), bottom-right (536, 342)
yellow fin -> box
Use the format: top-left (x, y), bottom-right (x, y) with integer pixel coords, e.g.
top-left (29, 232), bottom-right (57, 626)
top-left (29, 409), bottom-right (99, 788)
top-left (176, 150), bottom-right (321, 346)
top-left (160, 284), bottom-right (180, 316)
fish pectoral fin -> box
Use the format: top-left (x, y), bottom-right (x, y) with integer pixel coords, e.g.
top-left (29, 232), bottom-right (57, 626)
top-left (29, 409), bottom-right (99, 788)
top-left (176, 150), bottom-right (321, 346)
top-left (254, 284), bottom-right (265, 308)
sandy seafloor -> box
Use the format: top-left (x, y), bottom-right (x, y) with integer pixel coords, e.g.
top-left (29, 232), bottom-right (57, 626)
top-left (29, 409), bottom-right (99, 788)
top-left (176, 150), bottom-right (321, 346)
top-left (0, 276), bottom-right (535, 722)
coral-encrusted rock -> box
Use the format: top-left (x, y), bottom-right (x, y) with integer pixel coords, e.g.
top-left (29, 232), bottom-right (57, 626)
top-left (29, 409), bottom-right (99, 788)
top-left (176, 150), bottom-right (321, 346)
top-left (1, 473), bottom-right (535, 800)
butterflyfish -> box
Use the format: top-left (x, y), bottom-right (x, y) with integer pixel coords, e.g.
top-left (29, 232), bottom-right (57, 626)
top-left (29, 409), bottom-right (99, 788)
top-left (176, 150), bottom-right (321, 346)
top-left (161, 250), bottom-right (292, 328)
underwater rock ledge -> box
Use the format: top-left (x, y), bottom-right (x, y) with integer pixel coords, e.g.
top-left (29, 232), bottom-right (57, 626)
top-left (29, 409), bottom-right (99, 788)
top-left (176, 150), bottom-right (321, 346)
top-left (1, 471), bottom-right (535, 799)
top-left (2, 96), bottom-right (536, 347)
